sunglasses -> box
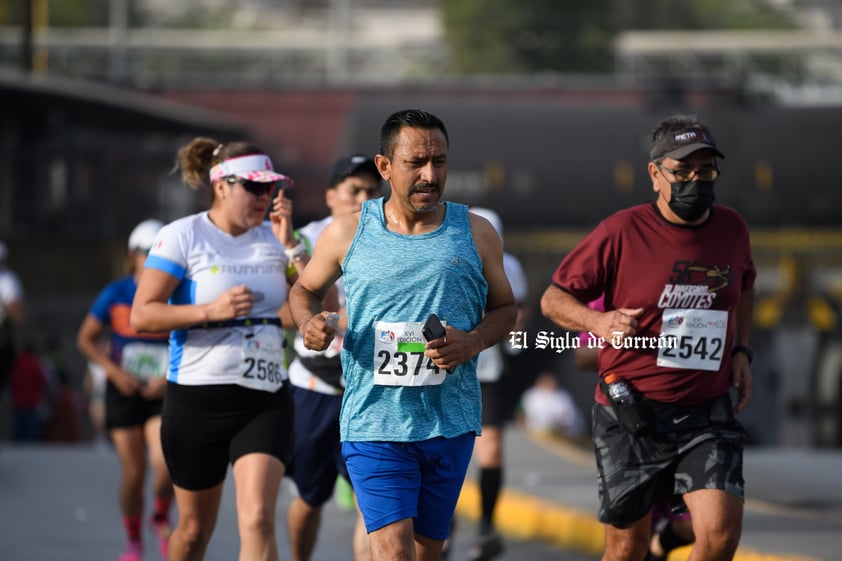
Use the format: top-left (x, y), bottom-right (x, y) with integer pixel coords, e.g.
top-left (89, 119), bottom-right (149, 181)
top-left (655, 163), bottom-right (720, 182)
top-left (225, 176), bottom-right (277, 197)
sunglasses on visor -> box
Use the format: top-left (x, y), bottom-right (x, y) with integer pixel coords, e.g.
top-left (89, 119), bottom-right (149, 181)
top-left (225, 176), bottom-right (278, 197)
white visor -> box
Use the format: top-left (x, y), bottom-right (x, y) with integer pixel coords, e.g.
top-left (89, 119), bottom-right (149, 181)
top-left (210, 154), bottom-right (288, 183)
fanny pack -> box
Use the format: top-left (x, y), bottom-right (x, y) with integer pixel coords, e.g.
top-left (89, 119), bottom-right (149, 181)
top-left (650, 393), bottom-right (734, 433)
top-left (602, 382), bottom-right (733, 435)
top-left (190, 317), bottom-right (282, 329)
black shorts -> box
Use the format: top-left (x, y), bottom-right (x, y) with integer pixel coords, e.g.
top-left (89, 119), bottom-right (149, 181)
top-left (105, 381), bottom-right (163, 429)
top-left (480, 350), bottom-right (537, 428)
top-left (592, 399), bottom-right (747, 526)
top-left (161, 382), bottom-right (294, 491)
top-left (286, 385), bottom-right (348, 506)
top-left (480, 380), bottom-right (507, 427)
top-left (0, 337), bottom-right (15, 388)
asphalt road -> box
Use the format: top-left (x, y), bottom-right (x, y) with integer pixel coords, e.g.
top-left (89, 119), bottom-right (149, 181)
top-left (6, 428), bottom-right (839, 561)
top-left (0, 443), bottom-right (596, 561)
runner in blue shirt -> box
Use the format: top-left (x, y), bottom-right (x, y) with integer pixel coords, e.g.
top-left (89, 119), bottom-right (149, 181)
top-left (77, 219), bottom-right (172, 561)
top-left (289, 109), bottom-right (517, 561)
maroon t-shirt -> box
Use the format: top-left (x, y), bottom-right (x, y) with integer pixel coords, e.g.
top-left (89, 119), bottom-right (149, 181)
top-left (552, 203), bottom-right (756, 406)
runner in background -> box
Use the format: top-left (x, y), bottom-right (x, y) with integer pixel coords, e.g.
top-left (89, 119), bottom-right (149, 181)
top-left (76, 219), bottom-right (173, 561)
top-left (0, 240), bottom-right (25, 440)
top-left (461, 207), bottom-right (529, 561)
top-left (285, 153), bottom-right (382, 561)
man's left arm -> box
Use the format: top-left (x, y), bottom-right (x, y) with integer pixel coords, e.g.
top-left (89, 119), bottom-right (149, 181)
top-left (470, 214), bottom-right (517, 355)
top-left (424, 215), bottom-right (516, 370)
top-left (472, 279), bottom-right (517, 356)
top-left (426, 215), bottom-right (516, 371)
top-left (288, 217), bottom-right (351, 351)
top-left (731, 286), bottom-right (755, 413)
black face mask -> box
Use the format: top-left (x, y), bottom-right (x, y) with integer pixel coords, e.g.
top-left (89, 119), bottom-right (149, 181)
top-left (668, 180), bottom-right (715, 222)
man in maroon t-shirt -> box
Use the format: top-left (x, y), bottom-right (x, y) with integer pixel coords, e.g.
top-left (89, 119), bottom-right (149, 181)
top-left (541, 114), bottom-right (755, 561)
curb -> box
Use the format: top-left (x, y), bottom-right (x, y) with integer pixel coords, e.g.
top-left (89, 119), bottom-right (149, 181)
top-left (454, 432), bottom-right (823, 561)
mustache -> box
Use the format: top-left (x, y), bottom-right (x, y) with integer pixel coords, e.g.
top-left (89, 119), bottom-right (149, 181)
top-left (410, 182), bottom-right (440, 194)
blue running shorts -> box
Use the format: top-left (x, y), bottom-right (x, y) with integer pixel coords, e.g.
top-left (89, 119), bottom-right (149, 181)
top-left (342, 432), bottom-right (475, 539)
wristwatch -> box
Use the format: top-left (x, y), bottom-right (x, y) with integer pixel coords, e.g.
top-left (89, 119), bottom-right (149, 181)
top-left (731, 345), bottom-right (753, 364)
top-left (284, 243), bottom-right (308, 263)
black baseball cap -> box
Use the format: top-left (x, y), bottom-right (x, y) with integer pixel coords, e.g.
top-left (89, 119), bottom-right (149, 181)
top-left (329, 154), bottom-right (379, 187)
top-left (650, 124), bottom-right (725, 161)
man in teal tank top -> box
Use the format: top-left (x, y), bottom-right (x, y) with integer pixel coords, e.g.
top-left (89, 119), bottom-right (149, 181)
top-left (289, 109), bottom-right (517, 561)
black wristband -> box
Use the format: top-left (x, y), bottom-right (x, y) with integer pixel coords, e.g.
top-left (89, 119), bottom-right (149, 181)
top-left (731, 345), bottom-right (753, 364)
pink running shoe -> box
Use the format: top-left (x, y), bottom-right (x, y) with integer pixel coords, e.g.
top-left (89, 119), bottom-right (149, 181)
top-left (149, 518), bottom-right (171, 559)
top-left (117, 540), bottom-right (142, 561)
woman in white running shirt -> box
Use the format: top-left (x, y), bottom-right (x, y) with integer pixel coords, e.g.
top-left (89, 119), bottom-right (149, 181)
top-left (131, 137), bottom-right (311, 561)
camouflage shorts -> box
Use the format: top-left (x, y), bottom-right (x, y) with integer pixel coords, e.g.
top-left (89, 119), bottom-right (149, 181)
top-left (592, 402), bottom-right (747, 525)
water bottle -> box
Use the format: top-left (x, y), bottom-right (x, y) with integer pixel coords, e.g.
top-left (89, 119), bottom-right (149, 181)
top-left (604, 372), bottom-right (650, 433)
top-left (325, 313), bottom-right (340, 329)
top-left (604, 372), bottom-right (634, 405)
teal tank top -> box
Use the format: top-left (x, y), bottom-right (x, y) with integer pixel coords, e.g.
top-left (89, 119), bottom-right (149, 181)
top-left (340, 198), bottom-right (488, 442)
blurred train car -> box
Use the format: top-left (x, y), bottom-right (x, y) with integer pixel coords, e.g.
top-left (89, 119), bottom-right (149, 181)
top-left (339, 97), bottom-right (839, 230)
top-left (163, 87), bottom-right (840, 226)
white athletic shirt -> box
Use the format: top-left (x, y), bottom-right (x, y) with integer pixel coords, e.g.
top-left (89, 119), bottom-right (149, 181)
top-left (288, 216), bottom-right (347, 394)
top-left (504, 252), bottom-right (528, 304)
top-left (294, 215), bottom-right (347, 311)
top-left (475, 251), bottom-right (528, 382)
top-left (144, 212), bottom-right (290, 387)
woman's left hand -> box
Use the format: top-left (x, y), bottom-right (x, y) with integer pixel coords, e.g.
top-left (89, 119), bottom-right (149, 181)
top-left (270, 189), bottom-right (295, 246)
